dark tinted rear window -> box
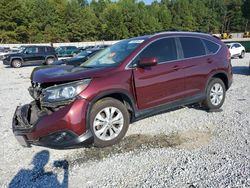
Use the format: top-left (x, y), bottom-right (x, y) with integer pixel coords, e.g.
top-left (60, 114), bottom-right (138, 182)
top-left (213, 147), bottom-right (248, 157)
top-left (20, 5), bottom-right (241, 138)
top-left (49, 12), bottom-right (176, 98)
top-left (138, 38), bottom-right (177, 62)
top-left (38, 47), bottom-right (44, 53)
top-left (203, 39), bottom-right (220, 54)
top-left (67, 46), bottom-right (77, 50)
top-left (180, 37), bottom-right (206, 58)
top-left (46, 47), bottom-right (55, 53)
top-left (234, 43), bottom-right (241, 48)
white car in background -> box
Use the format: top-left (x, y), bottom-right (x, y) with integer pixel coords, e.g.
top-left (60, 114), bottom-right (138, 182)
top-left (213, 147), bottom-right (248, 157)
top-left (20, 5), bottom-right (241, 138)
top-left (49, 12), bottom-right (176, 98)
top-left (226, 42), bottom-right (246, 59)
top-left (0, 47), bottom-right (22, 60)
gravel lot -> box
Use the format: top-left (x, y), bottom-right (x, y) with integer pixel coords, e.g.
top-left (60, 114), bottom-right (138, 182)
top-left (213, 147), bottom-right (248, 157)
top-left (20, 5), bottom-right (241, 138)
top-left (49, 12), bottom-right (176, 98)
top-left (0, 55), bottom-right (249, 187)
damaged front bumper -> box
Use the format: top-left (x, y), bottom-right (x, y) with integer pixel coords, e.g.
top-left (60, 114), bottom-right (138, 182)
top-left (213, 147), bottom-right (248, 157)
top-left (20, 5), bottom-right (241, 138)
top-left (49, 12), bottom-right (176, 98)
top-left (12, 99), bottom-right (93, 149)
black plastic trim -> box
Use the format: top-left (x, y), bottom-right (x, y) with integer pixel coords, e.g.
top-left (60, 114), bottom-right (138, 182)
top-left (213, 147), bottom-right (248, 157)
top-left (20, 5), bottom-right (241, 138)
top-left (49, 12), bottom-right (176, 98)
top-left (133, 93), bottom-right (206, 122)
top-left (33, 130), bottom-right (93, 149)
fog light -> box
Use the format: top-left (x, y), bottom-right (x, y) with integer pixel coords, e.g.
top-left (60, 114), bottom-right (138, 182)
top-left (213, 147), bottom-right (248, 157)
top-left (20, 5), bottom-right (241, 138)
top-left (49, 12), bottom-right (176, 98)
top-left (40, 131), bottom-right (76, 146)
top-left (54, 132), bottom-right (67, 143)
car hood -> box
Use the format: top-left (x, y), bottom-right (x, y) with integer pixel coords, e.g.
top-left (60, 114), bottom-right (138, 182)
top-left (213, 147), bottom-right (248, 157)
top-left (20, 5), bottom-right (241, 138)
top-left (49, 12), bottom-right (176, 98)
top-left (7, 52), bottom-right (22, 57)
top-left (31, 65), bottom-right (113, 84)
top-left (64, 56), bottom-right (85, 63)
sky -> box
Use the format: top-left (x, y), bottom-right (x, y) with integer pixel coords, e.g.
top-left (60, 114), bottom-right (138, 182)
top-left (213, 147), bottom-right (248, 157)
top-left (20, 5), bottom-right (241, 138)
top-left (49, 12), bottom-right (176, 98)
top-left (143, 0), bottom-right (156, 4)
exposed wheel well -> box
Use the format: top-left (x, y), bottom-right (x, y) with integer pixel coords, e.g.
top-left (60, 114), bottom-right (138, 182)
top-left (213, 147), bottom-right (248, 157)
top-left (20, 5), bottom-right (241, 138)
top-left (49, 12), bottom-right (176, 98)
top-left (11, 58), bottom-right (22, 63)
top-left (212, 73), bottom-right (229, 90)
top-left (45, 56), bottom-right (55, 61)
top-left (95, 93), bottom-right (135, 122)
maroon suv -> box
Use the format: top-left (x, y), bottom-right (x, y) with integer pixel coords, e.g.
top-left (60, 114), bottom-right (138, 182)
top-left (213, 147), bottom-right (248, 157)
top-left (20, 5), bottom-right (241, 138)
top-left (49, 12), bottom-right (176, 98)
top-left (12, 32), bottom-right (232, 148)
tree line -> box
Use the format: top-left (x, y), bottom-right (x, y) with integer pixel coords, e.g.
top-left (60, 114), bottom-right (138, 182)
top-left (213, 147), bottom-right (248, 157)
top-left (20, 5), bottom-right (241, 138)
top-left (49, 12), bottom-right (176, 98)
top-left (0, 0), bottom-right (250, 43)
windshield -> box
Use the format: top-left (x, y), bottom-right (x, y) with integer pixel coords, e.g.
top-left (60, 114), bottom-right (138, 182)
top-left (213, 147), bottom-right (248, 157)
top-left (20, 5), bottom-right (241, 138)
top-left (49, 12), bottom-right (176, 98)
top-left (80, 38), bottom-right (145, 68)
top-left (55, 47), bottom-right (62, 52)
top-left (20, 47), bottom-right (26, 53)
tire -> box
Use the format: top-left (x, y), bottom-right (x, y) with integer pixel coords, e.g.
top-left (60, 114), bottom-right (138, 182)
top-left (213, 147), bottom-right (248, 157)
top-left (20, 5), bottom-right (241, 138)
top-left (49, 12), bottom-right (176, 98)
top-left (203, 78), bottom-right (226, 110)
top-left (90, 97), bottom-right (129, 147)
top-left (239, 51), bottom-right (245, 59)
top-left (11, 59), bottom-right (22, 68)
top-left (45, 57), bottom-right (55, 65)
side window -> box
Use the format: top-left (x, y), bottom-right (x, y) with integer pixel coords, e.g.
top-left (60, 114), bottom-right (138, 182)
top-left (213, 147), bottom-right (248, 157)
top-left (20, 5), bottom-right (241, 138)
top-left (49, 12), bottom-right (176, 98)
top-left (48, 47), bottom-right (55, 53)
top-left (180, 37), bottom-right (206, 58)
top-left (38, 47), bottom-right (44, 53)
top-left (137, 38), bottom-right (177, 63)
top-left (68, 47), bottom-right (76, 50)
top-left (25, 47), bottom-right (39, 54)
top-left (232, 44), bottom-right (237, 48)
top-left (203, 39), bottom-right (220, 54)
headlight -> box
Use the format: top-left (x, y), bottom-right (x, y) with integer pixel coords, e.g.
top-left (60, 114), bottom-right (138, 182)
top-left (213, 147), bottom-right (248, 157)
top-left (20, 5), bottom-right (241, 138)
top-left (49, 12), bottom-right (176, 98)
top-left (41, 79), bottom-right (91, 104)
top-left (3, 55), bottom-right (8, 59)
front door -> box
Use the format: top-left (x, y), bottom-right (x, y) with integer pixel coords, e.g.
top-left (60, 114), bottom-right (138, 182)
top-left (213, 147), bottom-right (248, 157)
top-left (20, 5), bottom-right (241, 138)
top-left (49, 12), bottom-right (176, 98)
top-left (132, 37), bottom-right (187, 110)
top-left (23, 47), bottom-right (44, 64)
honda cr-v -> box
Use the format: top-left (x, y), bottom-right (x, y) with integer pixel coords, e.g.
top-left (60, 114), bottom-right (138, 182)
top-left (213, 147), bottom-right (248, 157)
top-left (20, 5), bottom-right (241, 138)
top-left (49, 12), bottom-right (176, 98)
top-left (12, 32), bottom-right (233, 148)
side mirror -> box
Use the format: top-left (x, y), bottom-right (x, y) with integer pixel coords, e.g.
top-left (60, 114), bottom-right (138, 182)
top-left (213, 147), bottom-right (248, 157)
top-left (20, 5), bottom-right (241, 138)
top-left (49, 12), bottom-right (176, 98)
top-left (138, 57), bottom-right (158, 67)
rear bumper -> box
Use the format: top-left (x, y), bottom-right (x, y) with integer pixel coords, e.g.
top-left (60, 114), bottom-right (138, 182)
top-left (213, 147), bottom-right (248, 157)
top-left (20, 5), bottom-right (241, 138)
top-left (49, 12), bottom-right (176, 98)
top-left (12, 99), bottom-right (93, 149)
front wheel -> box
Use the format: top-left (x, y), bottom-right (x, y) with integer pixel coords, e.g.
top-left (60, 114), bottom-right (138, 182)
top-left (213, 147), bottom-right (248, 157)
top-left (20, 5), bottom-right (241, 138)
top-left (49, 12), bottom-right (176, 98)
top-left (90, 98), bottom-right (129, 147)
top-left (45, 57), bottom-right (55, 65)
top-left (11, 59), bottom-right (22, 68)
top-left (203, 78), bottom-right (226, 110)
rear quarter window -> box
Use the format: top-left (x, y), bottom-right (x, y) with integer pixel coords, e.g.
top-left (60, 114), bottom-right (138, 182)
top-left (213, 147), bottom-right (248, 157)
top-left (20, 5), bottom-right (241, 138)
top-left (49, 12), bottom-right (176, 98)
top-left (179, 37), bottom-right (206, 58)
top-left (48, 47), bottom-right (55, 53)
top-left (203, 39), bottom-right (220, 54)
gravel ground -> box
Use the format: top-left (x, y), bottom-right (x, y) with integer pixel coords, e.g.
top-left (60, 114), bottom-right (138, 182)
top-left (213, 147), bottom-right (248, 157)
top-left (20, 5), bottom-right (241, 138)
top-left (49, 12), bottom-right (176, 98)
top-left (0, 55), bottom-right (249, 187)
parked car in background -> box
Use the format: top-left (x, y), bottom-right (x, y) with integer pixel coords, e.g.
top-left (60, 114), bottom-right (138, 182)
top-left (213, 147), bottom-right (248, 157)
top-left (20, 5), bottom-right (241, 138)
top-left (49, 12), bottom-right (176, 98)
top-left (56, 46), bottom-right (79, 57)
top-left (226, 43), bottom-right (246, 58)
top-left (78, 45), bottom-right (110, 52)
top-left (52, 48), bottom-right (102, 66)
top-left (0, 47), bottom-right (10, 60)
top-left (0, 47), bottom-right (23, 60)
top-left (78, 45), bottom-right (95, 51)
top-left (12, 32), bottom-right (232, 149)
top-left (0, 47), bottom-right (10, 52)
top-left (10, 47), bottom-right (22, 53)
top-left (3, 46), bottom-right (57, 68)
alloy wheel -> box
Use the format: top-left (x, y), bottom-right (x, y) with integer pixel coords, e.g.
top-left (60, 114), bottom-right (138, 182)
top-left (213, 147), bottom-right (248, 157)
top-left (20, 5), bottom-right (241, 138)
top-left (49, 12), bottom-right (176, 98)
top-left (93, 107), bottom-right (124, 141)
top-left (210, 83), bottom-right (224, 106)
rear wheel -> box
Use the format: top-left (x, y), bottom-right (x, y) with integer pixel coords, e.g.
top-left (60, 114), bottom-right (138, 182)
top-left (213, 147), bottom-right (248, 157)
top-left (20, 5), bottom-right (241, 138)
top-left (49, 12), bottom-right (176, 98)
top-left (203, 78), bottom-right (226, 110)
top-left (239, 51), bottom-right (245, 59)
top-left (45, 57), bottom-right (55, 65)
top-left (11, 59), bottom-right (22, 68)
top-left (90, 98), bottom-right (129, 147)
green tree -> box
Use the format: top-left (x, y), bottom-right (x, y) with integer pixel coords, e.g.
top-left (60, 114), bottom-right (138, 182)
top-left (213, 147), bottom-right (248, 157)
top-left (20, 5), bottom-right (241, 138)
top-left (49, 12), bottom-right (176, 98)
top-left (0, 0), bottom-right (27, 43)
top-left (168, 0), bottom-right (196, 31)
top-left (149, 2), bottom-right (172, 31)
top-left (242, 0), bottom-right (250, 30)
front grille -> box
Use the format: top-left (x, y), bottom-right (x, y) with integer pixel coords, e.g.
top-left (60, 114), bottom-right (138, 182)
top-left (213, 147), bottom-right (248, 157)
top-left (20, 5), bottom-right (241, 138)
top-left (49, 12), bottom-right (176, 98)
top-left (31, 81), bottom-right (41, 88)
top-left (13, 104), bottom-right (33, 130)
top-left (13, 101), bottom-right (48, 131)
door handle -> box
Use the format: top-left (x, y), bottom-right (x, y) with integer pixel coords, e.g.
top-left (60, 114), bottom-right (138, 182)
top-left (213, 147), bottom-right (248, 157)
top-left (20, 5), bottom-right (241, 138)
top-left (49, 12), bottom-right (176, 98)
top-left (207, 58), bottom-right (213, 64)
top-left (173, 65), bottom-right (180, 71)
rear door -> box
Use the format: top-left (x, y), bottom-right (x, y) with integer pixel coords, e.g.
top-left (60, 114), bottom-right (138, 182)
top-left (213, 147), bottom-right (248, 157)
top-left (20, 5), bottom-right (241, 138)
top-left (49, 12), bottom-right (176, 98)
top-left (178, 37), bottom-right (217, 97)
top-left (132, 37), bottom-right (187, 110)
